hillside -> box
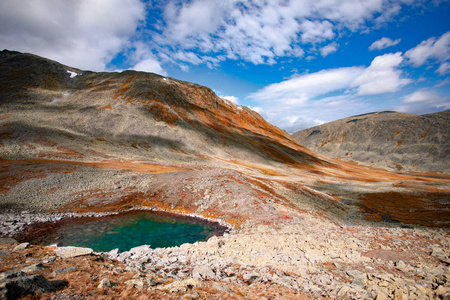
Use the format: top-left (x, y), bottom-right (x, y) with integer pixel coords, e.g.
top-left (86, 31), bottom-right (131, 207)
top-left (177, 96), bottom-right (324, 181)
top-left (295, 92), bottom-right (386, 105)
top-left (0, 51), bottom-right (449, 299)
top-left (0, 50), bottom-right (321, 168)
top-left (292, 111), bottom-right (450, 173)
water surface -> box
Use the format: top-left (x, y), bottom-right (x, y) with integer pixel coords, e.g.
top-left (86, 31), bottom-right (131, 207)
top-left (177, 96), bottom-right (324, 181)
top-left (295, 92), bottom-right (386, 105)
top-left (19, 211), bottom-right (227, 252)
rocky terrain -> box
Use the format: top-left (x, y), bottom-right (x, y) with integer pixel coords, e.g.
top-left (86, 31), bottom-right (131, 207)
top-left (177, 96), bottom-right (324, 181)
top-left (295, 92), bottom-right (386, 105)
top-left (0, 50), bottom-right (449, 299)
top-left (292, 111), bottom-right (450, 173)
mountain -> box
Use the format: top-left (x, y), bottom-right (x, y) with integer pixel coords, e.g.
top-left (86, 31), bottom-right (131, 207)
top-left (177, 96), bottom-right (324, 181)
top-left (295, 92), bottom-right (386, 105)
top-left (292, 111), bottom-right (450, 173)
top-left (0, 49), bottom-right (321, 167)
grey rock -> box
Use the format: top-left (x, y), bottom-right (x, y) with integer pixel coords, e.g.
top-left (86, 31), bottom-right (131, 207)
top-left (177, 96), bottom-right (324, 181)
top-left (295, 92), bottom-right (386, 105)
top-left (243, 272), bottom-right (260, 283)
top-left (0, 238), bottom-right (18, 245)
top-left (42, 256), bottom-right (56, 263)
top-left (97, 278), bottom-right (112, 289)
top-left (129, 245), bottom-right (152, 256)
top-left (50, 266), bottom-right (77, 277)
top-left (0, 271), bottom-right (27, 281)
top-left (21, 263), bottom-right (47, 273)
top-left (0, 272), bottom-right (56, 299)
top-left (347, 270), bottom-right (366, 286)
top-left (106, 248), bottom-right (120, 260)
top-left (292, 110), bottom-right (450, 173)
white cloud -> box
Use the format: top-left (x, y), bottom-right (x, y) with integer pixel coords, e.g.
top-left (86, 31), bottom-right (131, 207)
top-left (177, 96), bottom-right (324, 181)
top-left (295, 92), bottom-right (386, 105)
top-left (132, 57), bottom-right (167, 76)
top-left (250, 67), bottom-right (364, 105)
top-left (156, 0), bottom-right (419, 67)
top-left (369, 37), bottom-right (401, 50)
top-left (128, 41), bottom-right (167, 75)
top-left (396, 89), bottom-right (450, 114)
top-left (352, 52), bottom-right (411, 95)
top-left (437, 62), bottom-right (450, 75)
top-left (248, 67), bottom-right (366, 131)
top-left (299, 20), bottom-right (335, 43)
top-left (320, 43), bottom-right (339, 57)
top-left (402, 89), bottom-right (444, 104)
top-left (248, 52), bottom-right (413, 132)
top-left (0, 0), bottom-right (145, 71)
top-left (405, 31), bottom-right (450, 73)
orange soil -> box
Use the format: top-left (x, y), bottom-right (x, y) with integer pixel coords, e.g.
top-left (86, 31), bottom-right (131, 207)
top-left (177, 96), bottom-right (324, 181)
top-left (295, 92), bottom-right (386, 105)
top-left (359, 191), bottom-right (450, 227)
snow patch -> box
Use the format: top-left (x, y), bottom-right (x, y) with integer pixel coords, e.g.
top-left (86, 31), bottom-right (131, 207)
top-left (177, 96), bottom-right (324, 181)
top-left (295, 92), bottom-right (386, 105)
top-left (67, 70), bottom-right (78, 78)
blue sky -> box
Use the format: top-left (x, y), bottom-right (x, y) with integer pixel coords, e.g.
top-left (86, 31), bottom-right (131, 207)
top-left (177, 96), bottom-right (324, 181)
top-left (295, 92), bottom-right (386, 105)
top-left (1, 0), bottom-right (449, 132)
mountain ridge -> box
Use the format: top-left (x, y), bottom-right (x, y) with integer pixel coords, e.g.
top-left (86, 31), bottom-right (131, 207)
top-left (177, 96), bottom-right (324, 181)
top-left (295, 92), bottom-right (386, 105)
top-left (292, 110), bottom-right (450, 173)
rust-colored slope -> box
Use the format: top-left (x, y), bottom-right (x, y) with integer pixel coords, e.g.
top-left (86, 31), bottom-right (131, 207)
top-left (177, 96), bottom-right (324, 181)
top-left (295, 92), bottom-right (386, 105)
top-left (0, 50), bottom-right (326, 169)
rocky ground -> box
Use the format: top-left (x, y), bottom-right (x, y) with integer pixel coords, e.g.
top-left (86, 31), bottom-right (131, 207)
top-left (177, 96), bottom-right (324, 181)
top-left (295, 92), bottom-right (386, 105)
top-left (1, 202), bottom-right (449, 299)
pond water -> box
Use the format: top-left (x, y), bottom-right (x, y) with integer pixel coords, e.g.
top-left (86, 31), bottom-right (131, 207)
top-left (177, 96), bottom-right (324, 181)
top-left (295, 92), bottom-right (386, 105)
top-left (19, 211), bottom-right (227, 252)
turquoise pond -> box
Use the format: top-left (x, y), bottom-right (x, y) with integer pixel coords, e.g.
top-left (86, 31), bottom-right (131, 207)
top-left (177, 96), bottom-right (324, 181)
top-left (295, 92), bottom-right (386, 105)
top-left (21, 211), bottom-right (227, 252)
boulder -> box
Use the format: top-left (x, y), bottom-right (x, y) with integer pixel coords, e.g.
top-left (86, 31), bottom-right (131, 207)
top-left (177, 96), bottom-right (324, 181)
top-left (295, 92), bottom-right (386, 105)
top-left (129, 245), bottom-right (152, 256)
top-left (13, 243), bottom-right (29, 252)
top-left (97, 278), bottom-right (112, 289)
top-left (21, 263), bottom-right (47, 273)
top-left (192, 265), bottom-right (215, 280)
top-left (156, 278), bottom-right (201, 293)
top-left (0, 271), bottom-right (56, 299)
top-left (55, 246), bottom-right (93, 258)
top-left (243, 272), bottom-right (260, 283)
top-left (50, 267), bottom-right (77, 277)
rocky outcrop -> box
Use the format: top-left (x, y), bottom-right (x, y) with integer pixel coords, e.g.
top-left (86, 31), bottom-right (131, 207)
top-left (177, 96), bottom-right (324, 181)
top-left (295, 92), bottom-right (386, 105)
top-left (292, 110), bottom-right (450, 173)
top-left (0, 271), bottom-right (57, 299)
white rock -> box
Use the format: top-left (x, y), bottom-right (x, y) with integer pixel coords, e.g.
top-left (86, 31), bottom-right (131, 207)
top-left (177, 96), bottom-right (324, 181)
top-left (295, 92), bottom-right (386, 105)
top-left (13, 242), bottom-right (29, 251)
top-left (55, 246), bottom-right (93, 258)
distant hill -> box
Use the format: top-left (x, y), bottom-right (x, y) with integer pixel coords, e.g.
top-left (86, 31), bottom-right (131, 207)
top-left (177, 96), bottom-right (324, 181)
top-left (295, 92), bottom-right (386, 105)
top-left (292, 111), bottom-right (450, 173)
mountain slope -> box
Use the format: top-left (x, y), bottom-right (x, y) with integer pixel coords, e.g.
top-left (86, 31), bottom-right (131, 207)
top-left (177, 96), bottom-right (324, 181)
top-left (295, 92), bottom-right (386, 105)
top-left (292, 111), bottom-right (450, 173)
top-left (0, 50), bottom-right (322, 168)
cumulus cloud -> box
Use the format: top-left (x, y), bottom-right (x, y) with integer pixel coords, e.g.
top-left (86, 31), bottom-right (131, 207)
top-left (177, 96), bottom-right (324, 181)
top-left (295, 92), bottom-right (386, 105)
top-left (248, 53), bottom-right (413, 132)
top-left (0, 0), bottom-right (146, 71)
top-left (352, 52), bottom-right (411, 95)
top-left (250, 67), bottom-right (364, 105)
top-left (402, 89), bottom-right (443, 104)
top-left (132, 57), bottom-right (167, 76)
top-left (320, 43), bottom-right (339, 57)
top-left (248, 67), bottom-right (366, 131)
top-left (156, 0), bottom-right (417, 66)
top-left (437, 62), bottom-right (450, 75)
top-left (396, 89), bottom-right (450, 114)
top-left (127, 41), bottom-right (168, 75)
top-left (369, 37), bottom-right (401, 50)
top-left (405, 31), bottom-right (450, 73)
